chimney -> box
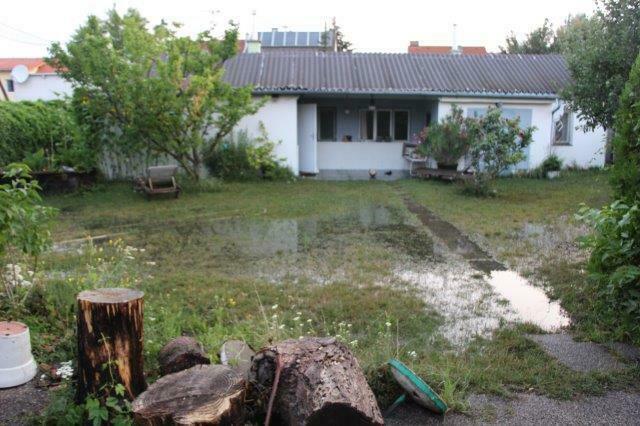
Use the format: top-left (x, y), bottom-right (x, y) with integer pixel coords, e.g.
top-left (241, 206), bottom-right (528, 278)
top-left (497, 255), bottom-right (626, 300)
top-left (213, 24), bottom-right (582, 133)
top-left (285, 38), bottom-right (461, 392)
top-left (409, 41), bottom-right (419, 47)
top-left (245, 39), bottom-right (261, 53)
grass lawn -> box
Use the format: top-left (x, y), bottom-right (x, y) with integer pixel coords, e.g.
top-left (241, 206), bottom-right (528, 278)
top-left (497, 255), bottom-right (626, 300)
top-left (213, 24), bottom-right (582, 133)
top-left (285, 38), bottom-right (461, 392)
top-left (9, 172), bottom-right (637, 418)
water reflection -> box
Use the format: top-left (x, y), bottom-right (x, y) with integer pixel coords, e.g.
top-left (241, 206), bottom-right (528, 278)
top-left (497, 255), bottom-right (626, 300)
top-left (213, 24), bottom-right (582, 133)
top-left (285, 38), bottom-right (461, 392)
top-left (487, 270), bottom-right (570, 331)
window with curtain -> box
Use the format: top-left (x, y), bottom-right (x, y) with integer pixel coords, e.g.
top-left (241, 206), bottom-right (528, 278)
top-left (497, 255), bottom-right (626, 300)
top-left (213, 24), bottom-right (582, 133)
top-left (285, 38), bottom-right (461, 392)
top-left (359, 109), bottom-right (409, 141)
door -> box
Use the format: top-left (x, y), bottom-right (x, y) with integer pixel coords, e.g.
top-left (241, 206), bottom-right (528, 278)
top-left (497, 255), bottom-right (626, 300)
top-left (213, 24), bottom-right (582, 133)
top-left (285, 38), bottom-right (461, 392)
top-left (298, 103), bottom-right (317, 174)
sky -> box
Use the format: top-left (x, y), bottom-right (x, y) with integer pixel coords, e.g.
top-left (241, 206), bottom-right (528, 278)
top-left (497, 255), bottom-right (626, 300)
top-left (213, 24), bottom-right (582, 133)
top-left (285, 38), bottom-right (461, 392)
top-left (1, 0), bottom-right (598, 57)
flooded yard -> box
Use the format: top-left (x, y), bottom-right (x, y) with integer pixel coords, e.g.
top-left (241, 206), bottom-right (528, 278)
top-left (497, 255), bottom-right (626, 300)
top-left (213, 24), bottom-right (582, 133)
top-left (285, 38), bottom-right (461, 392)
top-left (41, 174), bottom-right (626, 410)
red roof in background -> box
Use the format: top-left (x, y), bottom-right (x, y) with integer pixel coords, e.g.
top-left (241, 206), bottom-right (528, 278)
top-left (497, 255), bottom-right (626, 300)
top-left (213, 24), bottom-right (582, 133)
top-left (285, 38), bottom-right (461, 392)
top-left (407, 44), bottom-right (487, 55)
top-left (0, 58), bottom-right (57, 74)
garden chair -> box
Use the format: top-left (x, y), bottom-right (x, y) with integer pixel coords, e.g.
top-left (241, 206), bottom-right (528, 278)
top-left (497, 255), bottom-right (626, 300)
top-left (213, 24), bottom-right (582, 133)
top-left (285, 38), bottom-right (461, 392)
top-left (141, 165), bottom-right (181, 199)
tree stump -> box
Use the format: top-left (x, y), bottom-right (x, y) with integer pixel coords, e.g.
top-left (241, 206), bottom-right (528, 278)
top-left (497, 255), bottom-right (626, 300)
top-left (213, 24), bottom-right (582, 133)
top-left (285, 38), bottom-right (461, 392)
top-left (158, 336), bottom-right (210, 376)
top-left (249, 337), bottom-right (383, 426)
top-left (132, 364), bottom-right (245, 425)
top-left (76, 288), bottom-right (146, 402)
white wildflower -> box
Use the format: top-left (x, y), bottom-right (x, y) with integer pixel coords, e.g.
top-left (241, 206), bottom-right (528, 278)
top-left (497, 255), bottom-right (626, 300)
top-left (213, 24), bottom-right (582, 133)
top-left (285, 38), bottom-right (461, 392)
top-left (145, 261), bottom-right (157, 266)
top-left (385, 321), bottom-right (392, 328)
top-left (293, 316), bottom-right (300, 322)
top-left (408, 350), bottom-right (417, 359)
top-left (271, 304), bottom-right (278, 310)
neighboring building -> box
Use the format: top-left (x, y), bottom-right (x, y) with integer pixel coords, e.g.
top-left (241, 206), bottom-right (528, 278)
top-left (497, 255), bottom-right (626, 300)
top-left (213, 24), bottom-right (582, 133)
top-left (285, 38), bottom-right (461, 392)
top-left (0, 58), bottom-right (71, 101)
top-left (408, 41), bottom-right (487, 55)
top-left (223, 52), bottom-right (605, 179)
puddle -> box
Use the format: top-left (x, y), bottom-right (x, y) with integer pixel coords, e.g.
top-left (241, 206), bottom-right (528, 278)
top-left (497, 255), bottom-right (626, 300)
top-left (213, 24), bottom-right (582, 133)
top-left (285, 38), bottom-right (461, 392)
top-left (487, 270), bottom-right (570, 331)
top-left (52, 234), bottom-right (117, 252)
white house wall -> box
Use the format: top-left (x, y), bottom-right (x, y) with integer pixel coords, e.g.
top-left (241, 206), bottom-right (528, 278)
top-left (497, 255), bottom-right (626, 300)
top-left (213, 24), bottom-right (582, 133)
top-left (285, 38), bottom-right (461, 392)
top-left (234, 96), bottom-right (299, 174)
top-left (438, 98), bottom-right (606, 170)
top-left (12, 74), bottom-right (72, 101)
top-left (317, 142), bottom-right (407, 177)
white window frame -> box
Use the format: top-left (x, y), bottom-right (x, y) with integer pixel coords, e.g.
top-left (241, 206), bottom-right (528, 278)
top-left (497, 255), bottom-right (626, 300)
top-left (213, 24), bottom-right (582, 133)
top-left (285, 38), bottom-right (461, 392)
top-left (359, 109), bottom-right (409, 142)
top-left (553, 110), bottom-right (573, 146)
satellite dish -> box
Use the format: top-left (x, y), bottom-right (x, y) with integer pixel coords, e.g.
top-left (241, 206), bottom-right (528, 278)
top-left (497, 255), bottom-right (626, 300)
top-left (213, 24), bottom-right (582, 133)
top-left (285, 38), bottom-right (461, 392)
top-left (11, 65), bottom-right (29, 83)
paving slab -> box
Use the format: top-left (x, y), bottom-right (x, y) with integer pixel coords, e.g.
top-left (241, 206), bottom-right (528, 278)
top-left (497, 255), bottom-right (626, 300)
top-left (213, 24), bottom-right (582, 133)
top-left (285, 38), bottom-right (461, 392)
top-left (386, 391), bottom-right (640, 425)
top-left (526, 333), bottom-right (627, 373)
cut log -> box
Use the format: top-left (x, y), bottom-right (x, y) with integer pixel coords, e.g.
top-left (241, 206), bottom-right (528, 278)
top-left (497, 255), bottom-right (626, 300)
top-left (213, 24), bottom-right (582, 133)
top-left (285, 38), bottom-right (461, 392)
top-left (76, 288), bottom-right (146, 402)
top-left (249, 337), bottom-right (383, 426)
top-left (132, 364), bottom-right (245, 425)
top-left (220, 340), bottom-right (254, 378)
top-left (158, 336), bottom-right (210, 376)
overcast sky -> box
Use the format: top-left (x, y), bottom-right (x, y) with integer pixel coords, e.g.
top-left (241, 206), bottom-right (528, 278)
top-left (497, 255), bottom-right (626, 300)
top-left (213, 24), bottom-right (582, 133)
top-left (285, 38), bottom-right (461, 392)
top-left (1, 0), bottom-right (598, 57)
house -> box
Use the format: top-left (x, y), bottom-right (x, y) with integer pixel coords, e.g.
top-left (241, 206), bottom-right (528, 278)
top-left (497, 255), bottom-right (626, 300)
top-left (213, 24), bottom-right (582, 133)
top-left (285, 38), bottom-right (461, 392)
top-left (0, 58), bottom-right (72, 101)
top-left (408, 42), bottom-right (487, 55)
top-left (223, 51), bottom-right (606, 179)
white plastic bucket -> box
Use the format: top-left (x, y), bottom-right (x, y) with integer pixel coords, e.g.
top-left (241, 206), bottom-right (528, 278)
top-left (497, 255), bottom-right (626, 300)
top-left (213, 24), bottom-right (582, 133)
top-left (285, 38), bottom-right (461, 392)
top-left (0, 321), bottom-right (37, 388)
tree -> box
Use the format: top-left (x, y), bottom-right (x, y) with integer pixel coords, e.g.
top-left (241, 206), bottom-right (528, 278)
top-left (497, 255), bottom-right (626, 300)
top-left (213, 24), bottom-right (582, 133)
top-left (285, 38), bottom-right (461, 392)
top-left (562, 0), bottom-right (640, 130)
top-left (333, 19), bottom-right (352, 53)
top-left (610, 54), bottom-right (640, 203)
top-left (501, 19), bottom-right (559, 54)
top-left (48, 9), bottom-right (262, 180)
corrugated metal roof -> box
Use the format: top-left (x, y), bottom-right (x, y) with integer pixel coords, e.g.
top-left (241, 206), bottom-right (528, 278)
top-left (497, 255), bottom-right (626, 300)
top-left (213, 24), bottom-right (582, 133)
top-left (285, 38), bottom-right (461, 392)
top-left (223, 52), bottom-right (570, 98)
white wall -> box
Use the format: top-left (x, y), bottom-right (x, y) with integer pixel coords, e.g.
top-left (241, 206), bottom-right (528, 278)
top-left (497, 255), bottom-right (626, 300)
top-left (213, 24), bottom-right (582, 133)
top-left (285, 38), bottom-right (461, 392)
top-left (235, 96), bottom-right (299, 173)
top-left (13, 74), bottom-right (72, 101)
top-left (438, 97), bottom-right (606, 170)
top-left (438, 98), bottom-right (554, 170)
top-left (317, 142), bottom-right (407, 171)
top-left (550, 104), bottom-right (606, 168)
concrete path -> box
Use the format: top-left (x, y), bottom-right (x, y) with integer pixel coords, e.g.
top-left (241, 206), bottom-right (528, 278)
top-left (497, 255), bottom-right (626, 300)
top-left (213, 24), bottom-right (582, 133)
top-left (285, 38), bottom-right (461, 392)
top-left (386, 391), bottom-right (640, 425)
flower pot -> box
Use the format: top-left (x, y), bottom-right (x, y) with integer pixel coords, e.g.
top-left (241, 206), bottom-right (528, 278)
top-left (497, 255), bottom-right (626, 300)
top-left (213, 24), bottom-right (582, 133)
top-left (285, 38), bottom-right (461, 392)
top-left (0, 321), bottom-right (37, 388)
top-left (546, 170), bottom-right (560, 179)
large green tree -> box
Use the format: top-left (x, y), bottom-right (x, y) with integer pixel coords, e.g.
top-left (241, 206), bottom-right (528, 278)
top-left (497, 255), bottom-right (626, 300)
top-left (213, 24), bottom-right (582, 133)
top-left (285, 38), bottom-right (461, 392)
top-left (562, 0), bottom-right (640, 130)
top-left (501, 19), bottom-right (560, 54)
top-left (48, 9), bottom-right (261, 180)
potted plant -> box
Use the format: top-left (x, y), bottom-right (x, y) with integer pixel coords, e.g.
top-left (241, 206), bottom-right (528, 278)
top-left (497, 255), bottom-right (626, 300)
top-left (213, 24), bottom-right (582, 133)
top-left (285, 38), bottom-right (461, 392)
top-left (416, 106), bottom-right (476, 170)
top-left (540, 154), bottom-right (563, 179)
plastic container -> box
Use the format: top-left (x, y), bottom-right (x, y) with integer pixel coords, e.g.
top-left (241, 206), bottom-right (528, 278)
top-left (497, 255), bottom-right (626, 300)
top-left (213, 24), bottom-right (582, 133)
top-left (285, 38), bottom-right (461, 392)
top-left (0, 321), bottom-right (37, 388)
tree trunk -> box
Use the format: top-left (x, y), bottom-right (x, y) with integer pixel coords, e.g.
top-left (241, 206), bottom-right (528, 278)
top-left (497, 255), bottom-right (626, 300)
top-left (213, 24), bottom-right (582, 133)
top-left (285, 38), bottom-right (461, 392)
top-left (158, 336), bottom-right (210, 376)
top-left (76, 288), bottom-right (146, 402)
top-left (249, 337), bottom-right (383, 426)
top-left (132, 364), bottom-right (245, 425)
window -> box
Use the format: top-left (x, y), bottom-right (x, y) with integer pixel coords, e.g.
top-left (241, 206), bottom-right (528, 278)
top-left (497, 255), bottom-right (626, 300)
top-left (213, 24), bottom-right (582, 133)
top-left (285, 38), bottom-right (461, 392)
top-left (394, 111), bottom-right (409, 140)
top-left (6, 79), bottom-right (14, 92)
top-left (360, 110), bottom-right (374, 140)
top-left (317, 107), bottom-right (336, 141)
top-left (554, 110), bottom-right (571, 145)
top-left (359, 109), bottom-right (409, 141)
top-left (376, 110), bottom-right (391, 141)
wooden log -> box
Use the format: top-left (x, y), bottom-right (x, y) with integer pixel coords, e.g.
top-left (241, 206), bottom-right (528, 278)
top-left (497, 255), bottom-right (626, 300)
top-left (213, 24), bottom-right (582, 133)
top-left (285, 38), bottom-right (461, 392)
top-left (220, 340), bottom-right (255, 378)
top-left (76, 288), bottom-right (146, 402)
top-left (249, 337), bottom-right (383, 426)
top-left (158, 336), bottom-right (211, 376)
top-left (132, 364), bottom-right (245, 425)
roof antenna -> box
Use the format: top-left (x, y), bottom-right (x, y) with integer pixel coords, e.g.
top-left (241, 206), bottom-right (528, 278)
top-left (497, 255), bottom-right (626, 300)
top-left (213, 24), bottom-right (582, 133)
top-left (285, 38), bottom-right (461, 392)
top-left (452, 23), bottom-right (461, 55)
top-left (251, 10), bottom-right (256, 40)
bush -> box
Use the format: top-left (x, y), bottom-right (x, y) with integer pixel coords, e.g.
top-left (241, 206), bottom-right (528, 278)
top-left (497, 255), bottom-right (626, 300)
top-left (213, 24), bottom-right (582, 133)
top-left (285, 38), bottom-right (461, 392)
top-left (468, 107), bottom-right (534, 194)
top-left (0, 101), bottom-right (95, 171)
top-left (577, 201), bottom-right (640, 342)
top-left (205, 126), bottom-right (294, 181)
top-left (417, 105), bottom-right (475, 168)
top-left (611, 54), bottom-right (640, 204)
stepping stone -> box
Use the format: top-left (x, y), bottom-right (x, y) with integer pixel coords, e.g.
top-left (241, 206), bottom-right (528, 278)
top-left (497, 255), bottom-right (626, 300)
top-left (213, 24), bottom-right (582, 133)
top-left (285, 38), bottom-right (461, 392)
top-left (526, 334), bottom-right (627, 373)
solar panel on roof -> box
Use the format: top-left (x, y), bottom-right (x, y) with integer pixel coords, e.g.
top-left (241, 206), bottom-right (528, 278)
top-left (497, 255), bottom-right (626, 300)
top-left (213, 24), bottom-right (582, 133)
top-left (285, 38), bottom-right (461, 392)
top-left (308, 32), bottom-right (320, 46)
top-left (274, 32), bottom-right (285, 46)
top-left (259, 32), bottom-right (272, 46)
top-left (286, 32), bottom-right (296, 45)
top-left (298, 32), bottom-right (309, 46)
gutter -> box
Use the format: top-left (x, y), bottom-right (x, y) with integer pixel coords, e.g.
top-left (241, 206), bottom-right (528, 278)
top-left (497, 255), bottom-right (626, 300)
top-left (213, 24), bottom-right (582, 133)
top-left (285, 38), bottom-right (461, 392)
top-left (249, 88), bottom-right (559, 101)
